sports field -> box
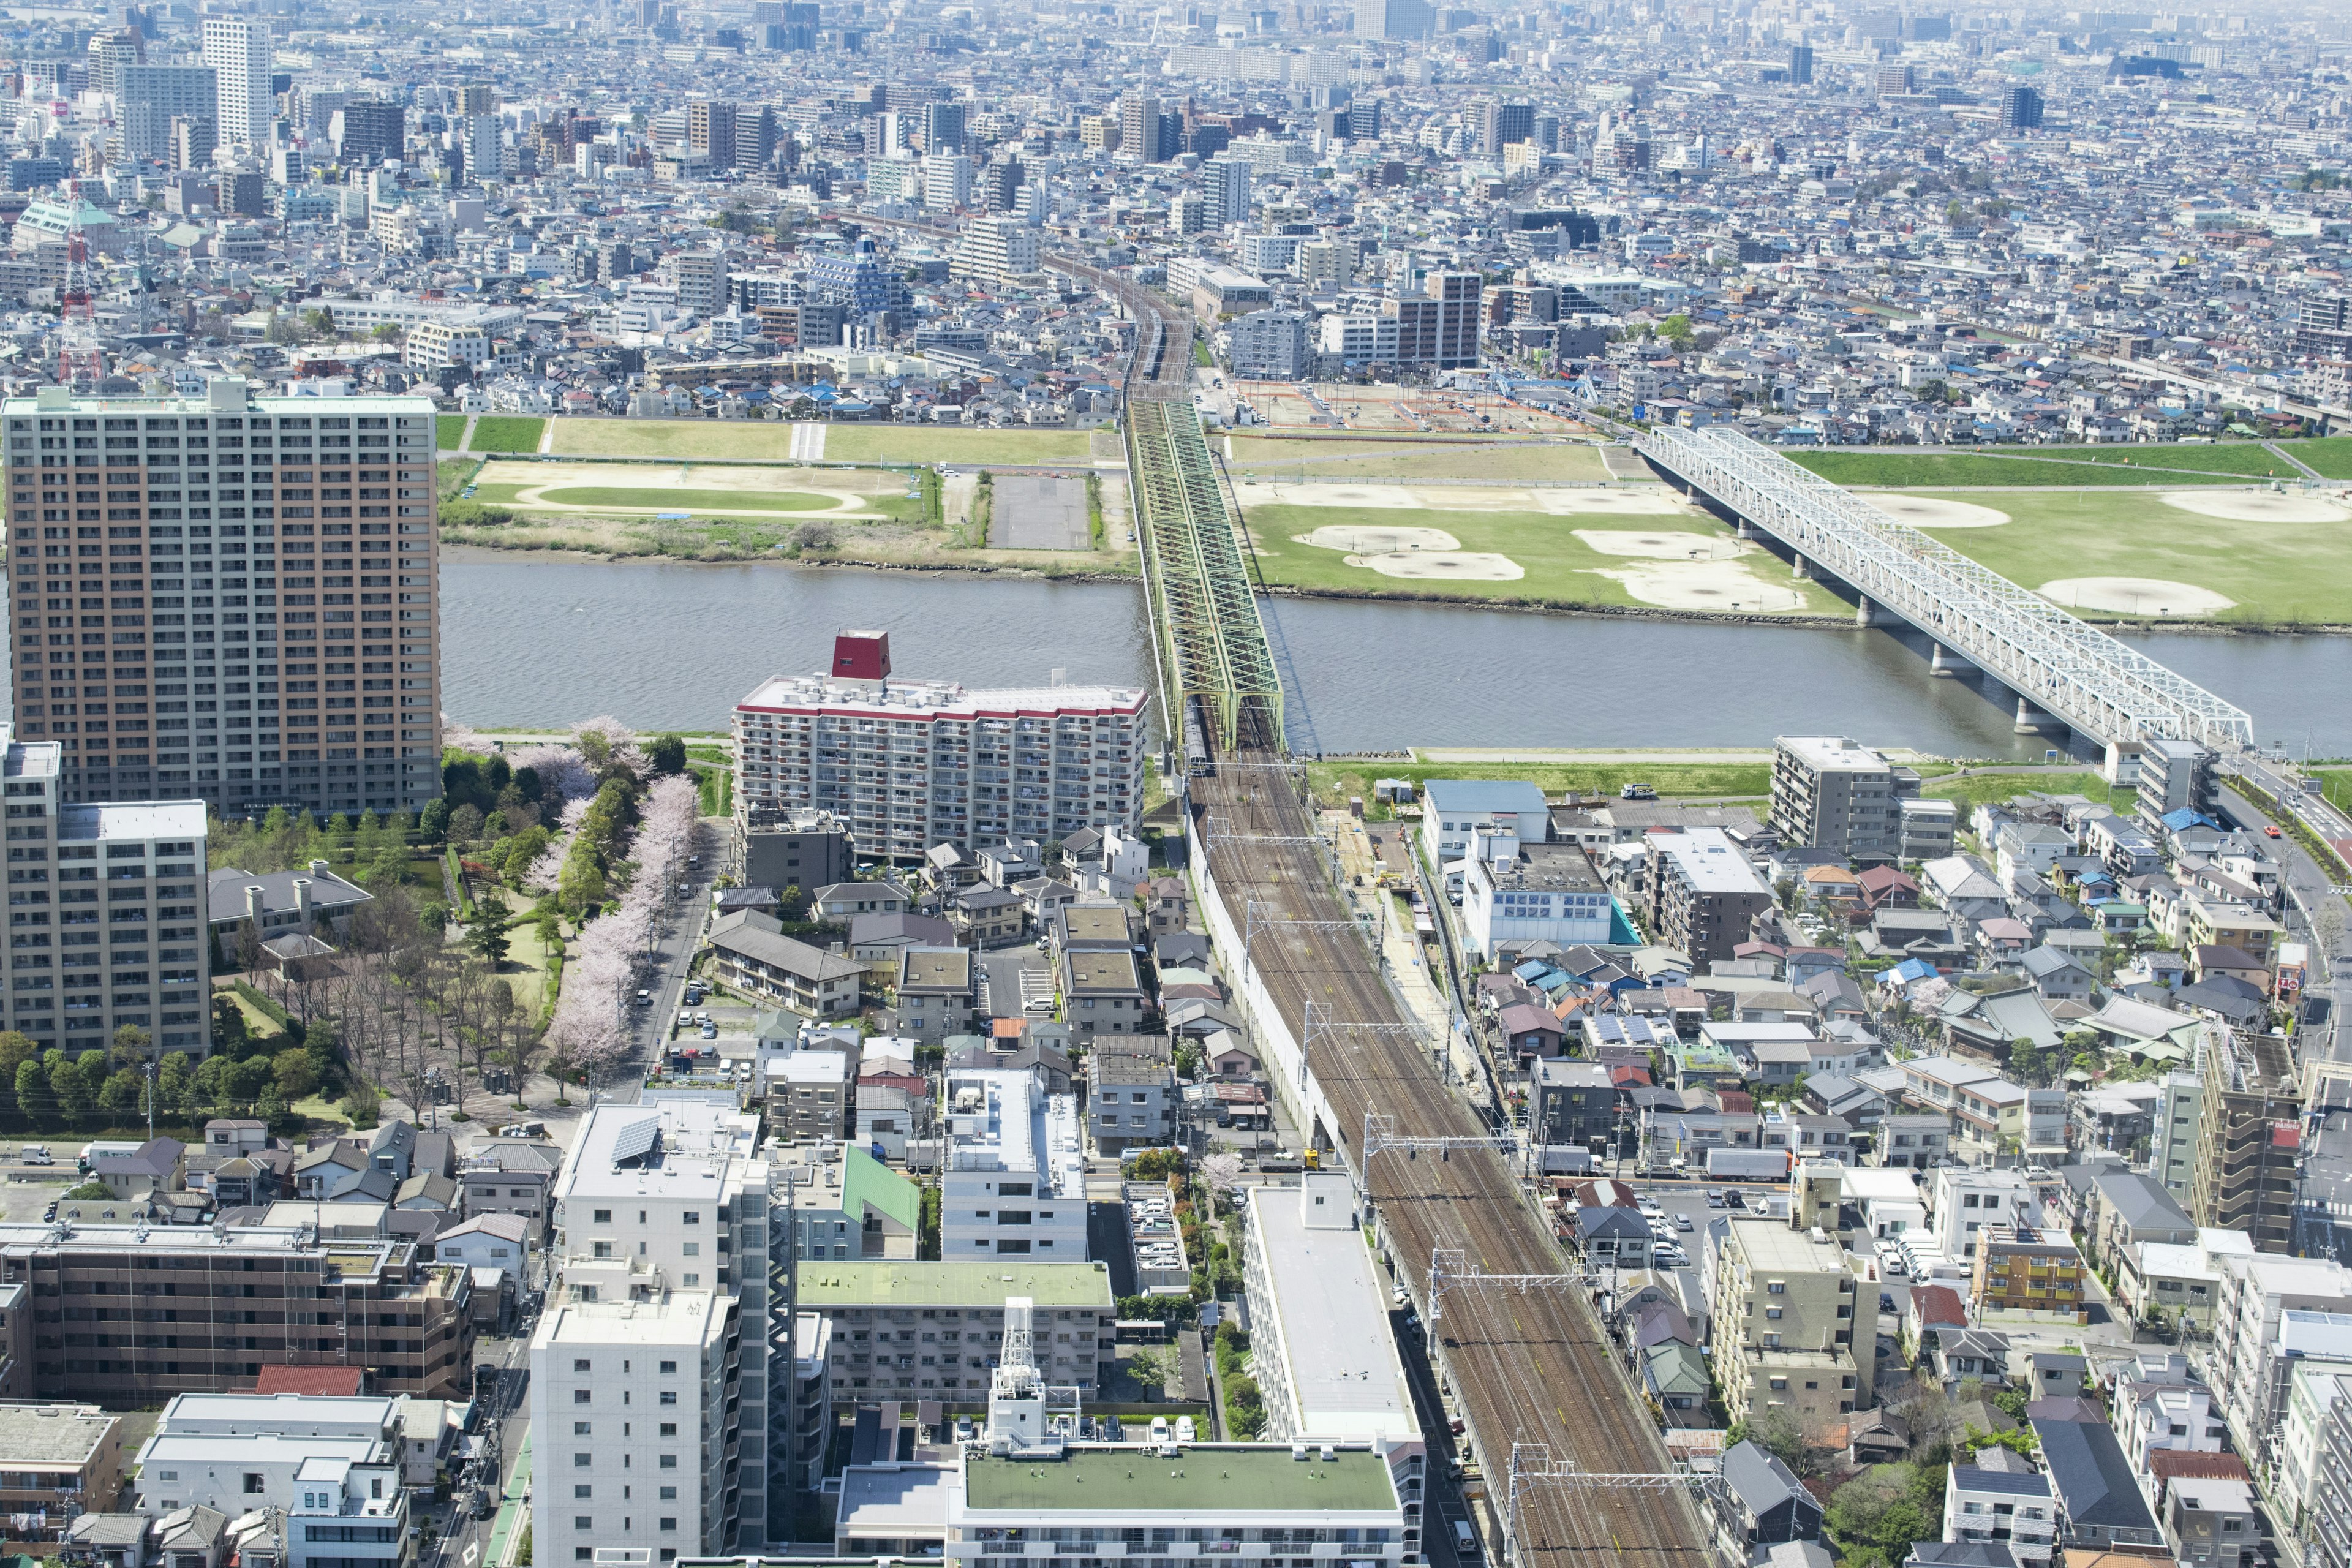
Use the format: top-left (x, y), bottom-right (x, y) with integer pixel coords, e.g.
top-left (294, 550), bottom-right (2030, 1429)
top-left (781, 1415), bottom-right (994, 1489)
top-left (1891, 488), bottom-right (2352, 624)
top-left (467, 461), bottom-right (919, 522)
top-left (1226, 436), bottom-right (1612, 484)
top-left (1793, 443), bottom-right (2291, 487)
top-left (544, 417), bottom-right (1091, 464)
top-left (1242, 499), bottom-right (1839, 617)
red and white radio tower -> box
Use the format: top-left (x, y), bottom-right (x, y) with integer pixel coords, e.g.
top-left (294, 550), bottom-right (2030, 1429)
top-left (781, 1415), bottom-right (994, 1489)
top-left (57, 213), bottom-right (103, 388)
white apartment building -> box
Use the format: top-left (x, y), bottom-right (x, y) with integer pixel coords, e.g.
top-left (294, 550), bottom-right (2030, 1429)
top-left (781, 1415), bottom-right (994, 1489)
top-left (1318, 311), bottom-right (1400, 363)
top-left (1930, 1166), bottom-right (2041, 1261)
top-left (733, 630), bottom-right (1148, 862)
top-left (1241, 1174), bottom-right (1418, 1446)
top-left (952, 217), bottom-right (1041, 285)
top-left (2209, 1253), bottom-right (2352, 1477)
top-left (402, 310), bottom-right (522, 377)
top-left (1942, 1458), bottom-right (2056, 1568)
top-left (943, 1068), bottom-right (1086, 1260)
top-left (1227, 307), bottom-right (1311, 379)
top-left (199, 17), bottom-right (271, 145)
top-left (116, 64), bottom-right (217, 164)
top-left (921, 153), bottom-right (974, 209)
top-left (1770, 735), bottom-right (1905, 860)
top-left (538, 1100), bottom-right (781, 1548)
top-left (0, 728), bottom-right (209, 1056)
top-left (532, 1290), bottom-right (744, 1567)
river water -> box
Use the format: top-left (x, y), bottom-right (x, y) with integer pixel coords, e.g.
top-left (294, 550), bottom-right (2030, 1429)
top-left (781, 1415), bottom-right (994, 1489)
top-left (438, 551), bottom-right (2352, 759)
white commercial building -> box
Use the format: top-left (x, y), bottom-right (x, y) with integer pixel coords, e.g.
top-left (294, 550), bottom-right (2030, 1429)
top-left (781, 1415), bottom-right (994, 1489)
top-left (535, 1100), bottom-right (781, 1549)
top-left (952, 216), bottom-right (1042, 285)
top-left (1462, 840), bottom-right (1614, 959)
top-left (199, 17), bottom-right (273, 146)
top-left (1241, 1173), bottom-right (1418, 1445)
top-left (733, 630), bottom-right (1149, 862)
top-left (943, 1068), bottom-right (1086, 1260)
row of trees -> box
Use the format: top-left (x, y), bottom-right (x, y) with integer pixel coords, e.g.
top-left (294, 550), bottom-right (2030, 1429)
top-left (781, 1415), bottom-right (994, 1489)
top-left (0, 1016), bottom-right (328, 1130)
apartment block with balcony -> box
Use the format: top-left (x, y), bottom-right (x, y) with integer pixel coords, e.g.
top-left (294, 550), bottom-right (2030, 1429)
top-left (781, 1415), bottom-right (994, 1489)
top-left (1971, 1227), bottom-right (2088, 1322)
top-left (1, 383), bottom-right (441, 818)
top-left (1771, 736), bottom-right (1912, 862)
top-left (1644, 827), bottom-right (1773, 968)
top-left (1709, 1218), bottom-right (1863, 1436)
top-left (797, 1261), bottom-right (1114, 1402)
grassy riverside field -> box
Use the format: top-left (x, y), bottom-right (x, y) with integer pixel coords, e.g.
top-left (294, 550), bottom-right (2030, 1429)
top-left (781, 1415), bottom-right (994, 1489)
top-left (543, 417), bottom-right (1094, 465)
top-left (437, 415), bottom-right (466, 451)
top-left (1224, 436), bottom-right (1615, 484)
top-left (469, 483), bottom-right (865, 516)
top-left (1241, 502), bottom-right (1842, 616)
top-left (2286, 439), bottom-right (2352, 481)
top-left (1309, 758), bottom-right (1774, 808)
top-left (469, 417), bottom-right (546, 454)
top-left (1792, 443), bottom-right (2296, 487)
top-left (1882, 489), bottom-right (2352, 625)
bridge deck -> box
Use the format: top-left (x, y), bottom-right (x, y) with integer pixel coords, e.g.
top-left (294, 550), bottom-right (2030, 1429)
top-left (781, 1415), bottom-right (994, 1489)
top-left (1637, 425), bottom-right (2254, 750)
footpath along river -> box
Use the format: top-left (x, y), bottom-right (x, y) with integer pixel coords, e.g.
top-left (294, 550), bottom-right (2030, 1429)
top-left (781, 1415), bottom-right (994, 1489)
top-left (438, 551), bottom-right (2352, 759)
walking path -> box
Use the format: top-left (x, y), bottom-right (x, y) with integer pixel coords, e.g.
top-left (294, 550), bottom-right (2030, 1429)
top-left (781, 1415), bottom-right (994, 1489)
top-left (458, 414), bottom-right (480, 453)
top-left (789, 421), bottom-right (827, 459)
top-left (2267, 440), bottom-right (2326, 481)
top-left (486, 1430), bottom-right (530, 1568)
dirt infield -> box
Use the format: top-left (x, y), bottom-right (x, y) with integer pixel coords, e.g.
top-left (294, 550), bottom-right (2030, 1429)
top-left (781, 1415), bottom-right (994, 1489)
top-left (1580, 560), bottom-right (1807, 612)
top-left (1350, 551), bottom-right (1526, 581)
top-left (1531, 489), bottom-right (1694, 516)
top-left (2159, 491), bottom-right (2352, 524)
top-left (1298, 524), bottom-right (1464, 554)
top-left (2037, 577), bottom-right (2236, 616)
top-left (1572, 530), bottom-right (1745, 561)
top-left (1861, 494), bottom-right (2012, 529)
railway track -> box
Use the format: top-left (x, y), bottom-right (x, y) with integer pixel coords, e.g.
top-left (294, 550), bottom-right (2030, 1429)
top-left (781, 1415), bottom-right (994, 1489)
top-left (1194, 704), bottom-right (1714, 1568)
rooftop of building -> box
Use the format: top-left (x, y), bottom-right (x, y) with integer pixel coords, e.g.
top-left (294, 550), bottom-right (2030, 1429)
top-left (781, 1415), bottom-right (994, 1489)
top-left (736, 673), bottom-right (1147, 722)
top-left (555, 1100), bottom-right (761, 1204)
top-left (154, 1393), bottom-right (396, 1434)
top-left (1248, 1184), bottom-right (1414, 1442)
top-left (1649, 827), bottom-right (1769, 894)
top-left (1726, 1216), bottom-right (1851, 1274)
top-left (1485, 842), bottom-right (1606, 894)
top-left (6, 389), bottom-right (432, 415)
top-left (956, 1445), bottom-right (1398, 1517)
top-left (1421, 779), bottom-right (1549, 815)
top-left (535, 1290), bottom-right (731, 1347)
top-left (58, 801), bottom-right (208, 842)
top-left (796, 1259), bottom-right (1113, 1311)
top-left (0, 1404), bottom-right (116, 1466)
top-left (1777, 736), bottom-right (1891, 774)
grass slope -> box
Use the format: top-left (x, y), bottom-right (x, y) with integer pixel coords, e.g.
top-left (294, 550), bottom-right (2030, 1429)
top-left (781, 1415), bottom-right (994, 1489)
top-left (1793, 444), bottom-right (2288, 487)
top-left (1915, 489), bottom-right (2352, 625)
top-left (2285, 439), bottom-right (2352, 481)
top-left (528, 486), bottom-right (851, 514)
top-left (1308, 759), bottom-right (1770, 813)
top-left (437, 415), bottom-right (467, 451)
top-left (545, 418), bottom-right (1092, 465)
top-left (823, 426), bottom-right (1093, 464)
top-left (470, 417), bottom-right (546, 455)
top-left (1226, 438), bottom-right (1611, 484)
top-left (1242, 503), bottom-right (1836, 616)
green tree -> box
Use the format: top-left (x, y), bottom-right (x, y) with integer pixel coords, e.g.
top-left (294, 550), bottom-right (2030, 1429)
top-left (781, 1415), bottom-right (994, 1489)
top-left (467, 893), bottom-right (513, 968)
top-left (99, 1069), bottom-right (141, 1117)
top-left (341, 1084), bottom-right (381, 1129)
top-left (111, 1023), bottom-right (153, 1065)
top-left (13, 1059), bottom-right (45, 1123)
top-left (50, 1056), bottom-right (92, 1120)
top-left (156, 1052), bottom-right (194, 1117)
top-left (227, 1057), bottom-right (274, 1107)
top-left (258, 1087), bottom-right (292, 1131)
top-left (273, 1047), bottom-right (319, 1102)
top-left (647, 735), bottom-right (688, 776)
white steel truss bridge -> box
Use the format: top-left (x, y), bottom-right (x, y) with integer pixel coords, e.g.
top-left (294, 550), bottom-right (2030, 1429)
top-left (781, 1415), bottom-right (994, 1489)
top-left (1635, 425), bottom-right (2255, 751)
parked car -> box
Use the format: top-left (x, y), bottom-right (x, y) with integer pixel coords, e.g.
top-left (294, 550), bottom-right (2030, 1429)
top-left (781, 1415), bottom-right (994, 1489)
top-left (1674, 1213), bottom-right (1694, 1231)
top-left (1175, 1415), bottom-right (1196, 1444)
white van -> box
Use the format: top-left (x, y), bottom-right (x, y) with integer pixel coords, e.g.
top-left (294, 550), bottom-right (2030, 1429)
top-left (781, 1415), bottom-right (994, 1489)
top-left (1453, 1521), bottom-right (1477, 1558)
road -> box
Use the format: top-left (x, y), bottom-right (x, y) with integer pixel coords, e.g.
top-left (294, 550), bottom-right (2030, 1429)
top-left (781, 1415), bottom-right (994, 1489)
top-left (2220, 761), bottom-right (2350, 1064)
top-left (432, 1327), bottom-right (537, 1568)
top-left (605, 816), bottom-right (734, 1107)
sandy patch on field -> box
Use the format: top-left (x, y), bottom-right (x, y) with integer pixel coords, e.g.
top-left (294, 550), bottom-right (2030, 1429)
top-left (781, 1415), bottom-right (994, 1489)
top-left (1298, 524), bottom-right (1463, 554)
top-left (1574, 530), bottom-right (1745, 560)
top-left (1350, 551), bottom-right (1525, 581)
top-left (478, 459), bottom-right (883, 497)
top-left (1235, 481), bottom-right (1423, 510)
top-left (1532, 489), bottom-right (1692, 516)
top-left (1861, 494), bottom-right (2012, 529)
top-left (2038, 577), bottom-right (2235, 616)
top-left (2159, 491), bottom-right (2352, 523)
top-left (1581, 560), bottom-right (1807, 612)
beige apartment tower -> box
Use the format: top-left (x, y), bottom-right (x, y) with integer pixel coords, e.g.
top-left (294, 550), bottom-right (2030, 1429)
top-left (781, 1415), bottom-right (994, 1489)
top-left (4, 383), bottom-right (441, 817)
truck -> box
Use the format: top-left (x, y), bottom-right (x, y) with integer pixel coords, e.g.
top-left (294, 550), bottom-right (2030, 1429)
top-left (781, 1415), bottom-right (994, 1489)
top-left (1619, 783), bottom-right (1657, 801)
top-left (1706, 1148), bottom-right (1792, 1181)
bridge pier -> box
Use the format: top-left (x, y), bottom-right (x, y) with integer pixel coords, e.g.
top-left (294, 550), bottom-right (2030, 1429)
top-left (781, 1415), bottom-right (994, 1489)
top-left (2014, 698), bottom-right (2049, 734)
top-left (1855, 595), bottom-right (1874, 628)
top-left (1792, 554), bottom-right (1809, 581)
top-left (1930, 644), bottom-right (1972, 677)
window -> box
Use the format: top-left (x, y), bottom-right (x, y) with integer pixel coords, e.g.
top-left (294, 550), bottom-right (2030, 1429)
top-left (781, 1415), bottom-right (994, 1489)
top-left (593, 1209), bottom-right (612, 1223)
top-left (1766, 1281), bottom-right (1785, 1294)
top-left (573, 1359), bottom-right (592, 1373)
top-left (573, 1422), bottom-right (591, 1436)
top-left (660, 1487), bottom-right (678, 1501)
top-left (660, 1423), bottom-right (679, 1438)
top-left (659, 1519), bottom-right (677, 1533)
top-left (660, 1391), bottom-right (677, 1406)
top-left (660, 1455), bottom-right (677, 1470)
top-left (574, 1487), bottom-right (592, 1500)
top-left (574, 1389), bottom-right (592, 1404)
top-left (244, 1474), bottom-right (266, 1494)
top-left (575, 1454), bottom-right (592, 1469)
top-left (659, 1360), bottom-right (677, 1374)
top-left (575, 1518), bottom-right (592, 1532)
top-left (682, 1242), bottom-right (699, 1256)
top-left (682, 1211), bottom-right (701, 1225)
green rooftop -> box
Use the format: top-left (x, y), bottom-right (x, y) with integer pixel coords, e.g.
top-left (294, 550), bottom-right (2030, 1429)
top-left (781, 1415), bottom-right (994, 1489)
top-left (841, 1145), bottom-right (922, 1235)
top-left (798, 1259), bottom-right (1114, 1310)
top-left (961, 1448), bottom-right (1398, 1515)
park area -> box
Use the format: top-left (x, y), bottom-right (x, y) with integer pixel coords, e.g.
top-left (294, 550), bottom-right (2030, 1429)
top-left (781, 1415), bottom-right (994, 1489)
top-left (1856, 486), bottom-right (2352, 625)
top-left (1238, 481), bottom-right (1841, 617)
top-left (544, 417), bottom-right (1094, 465)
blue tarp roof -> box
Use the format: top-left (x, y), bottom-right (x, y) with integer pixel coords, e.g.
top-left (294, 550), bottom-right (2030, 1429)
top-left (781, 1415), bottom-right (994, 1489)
top-left (2160, 807), bottom-right (2220, 831)
top-left (1891, 958), bottom-right (1937, 983)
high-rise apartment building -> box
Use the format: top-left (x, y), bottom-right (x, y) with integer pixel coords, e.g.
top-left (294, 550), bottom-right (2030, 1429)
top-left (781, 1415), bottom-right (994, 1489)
top-left (920, 150), bottom-right (973, 209)
top-left (1391, 271), bottom-right (1482, 368)
top-left (2191, 1029), bottom-right (2303, 1254)
top-left (689, 100), bottom-right (736, 167)
top-left (332, 99), bottom-right (404, 167)
top-left (950, 215), bottom-right (1041, 284)
top-left (115, 63), bottom-right (214, 165)
top-left (1118, 92), bottom-right (1167, 162)
top-left (1353, 0), bottom-right (1432, 39)
top-left (2136, 737), bottom-right (2217, 831)
top-left (1202, 152), bottom-right (1251, 224)
top-left (533, 1100), bottom-right (785, 1554)
top-left (941, 1067), bottom-right (1087, 1259)
top-left (921, 99), bottom-right (966, 156)
top-left (1787, 43), bottom-right (1814, 83)
top-left (2, 383), bottom-right (443, 818)
top-left (0, 725), bottom-right (208, 1056)
top-left (2000, 83), bottom-right (2043, 129)
top-left (198, 17), bottom-right (271, 146)
top-left (1477, 98), bottom-right (1533, 156)
top-left (731, 631), bottom-right (1149, 863)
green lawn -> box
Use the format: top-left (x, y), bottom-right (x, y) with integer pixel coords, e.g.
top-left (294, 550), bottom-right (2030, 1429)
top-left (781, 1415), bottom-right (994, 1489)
top-left (824, 426), bottom-right (1094, 464)
top-left (2313, 768), bottom-right (2352, 816)
top-left (1919, 771), bottom-right (2133, 813)
top-left (530, 486), bottom-right (854, 514)
top-left (1309, 759), bottom-right (1770, 813)
top-left (1792, 443), bottom-right (2290, 487)
top-left (2285, 439), bottom-right (2352, 481)
top-left (546, 418), bottom-right (1092, 465)
top-left (1241, 503), bottom-right (1839, 616)
top-left (1227, 437), bottom-right (1611, 484)
top-left (1912, 489), bottom-right (2352, 625)
top-left (471, 417), bottom-right (546, 454)
top-left (437, 415), bottom-right (467, 451)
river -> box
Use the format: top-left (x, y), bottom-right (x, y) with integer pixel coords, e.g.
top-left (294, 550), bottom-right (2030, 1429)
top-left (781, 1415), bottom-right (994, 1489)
top-left (437, 551), bottom-right (2352, 758)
